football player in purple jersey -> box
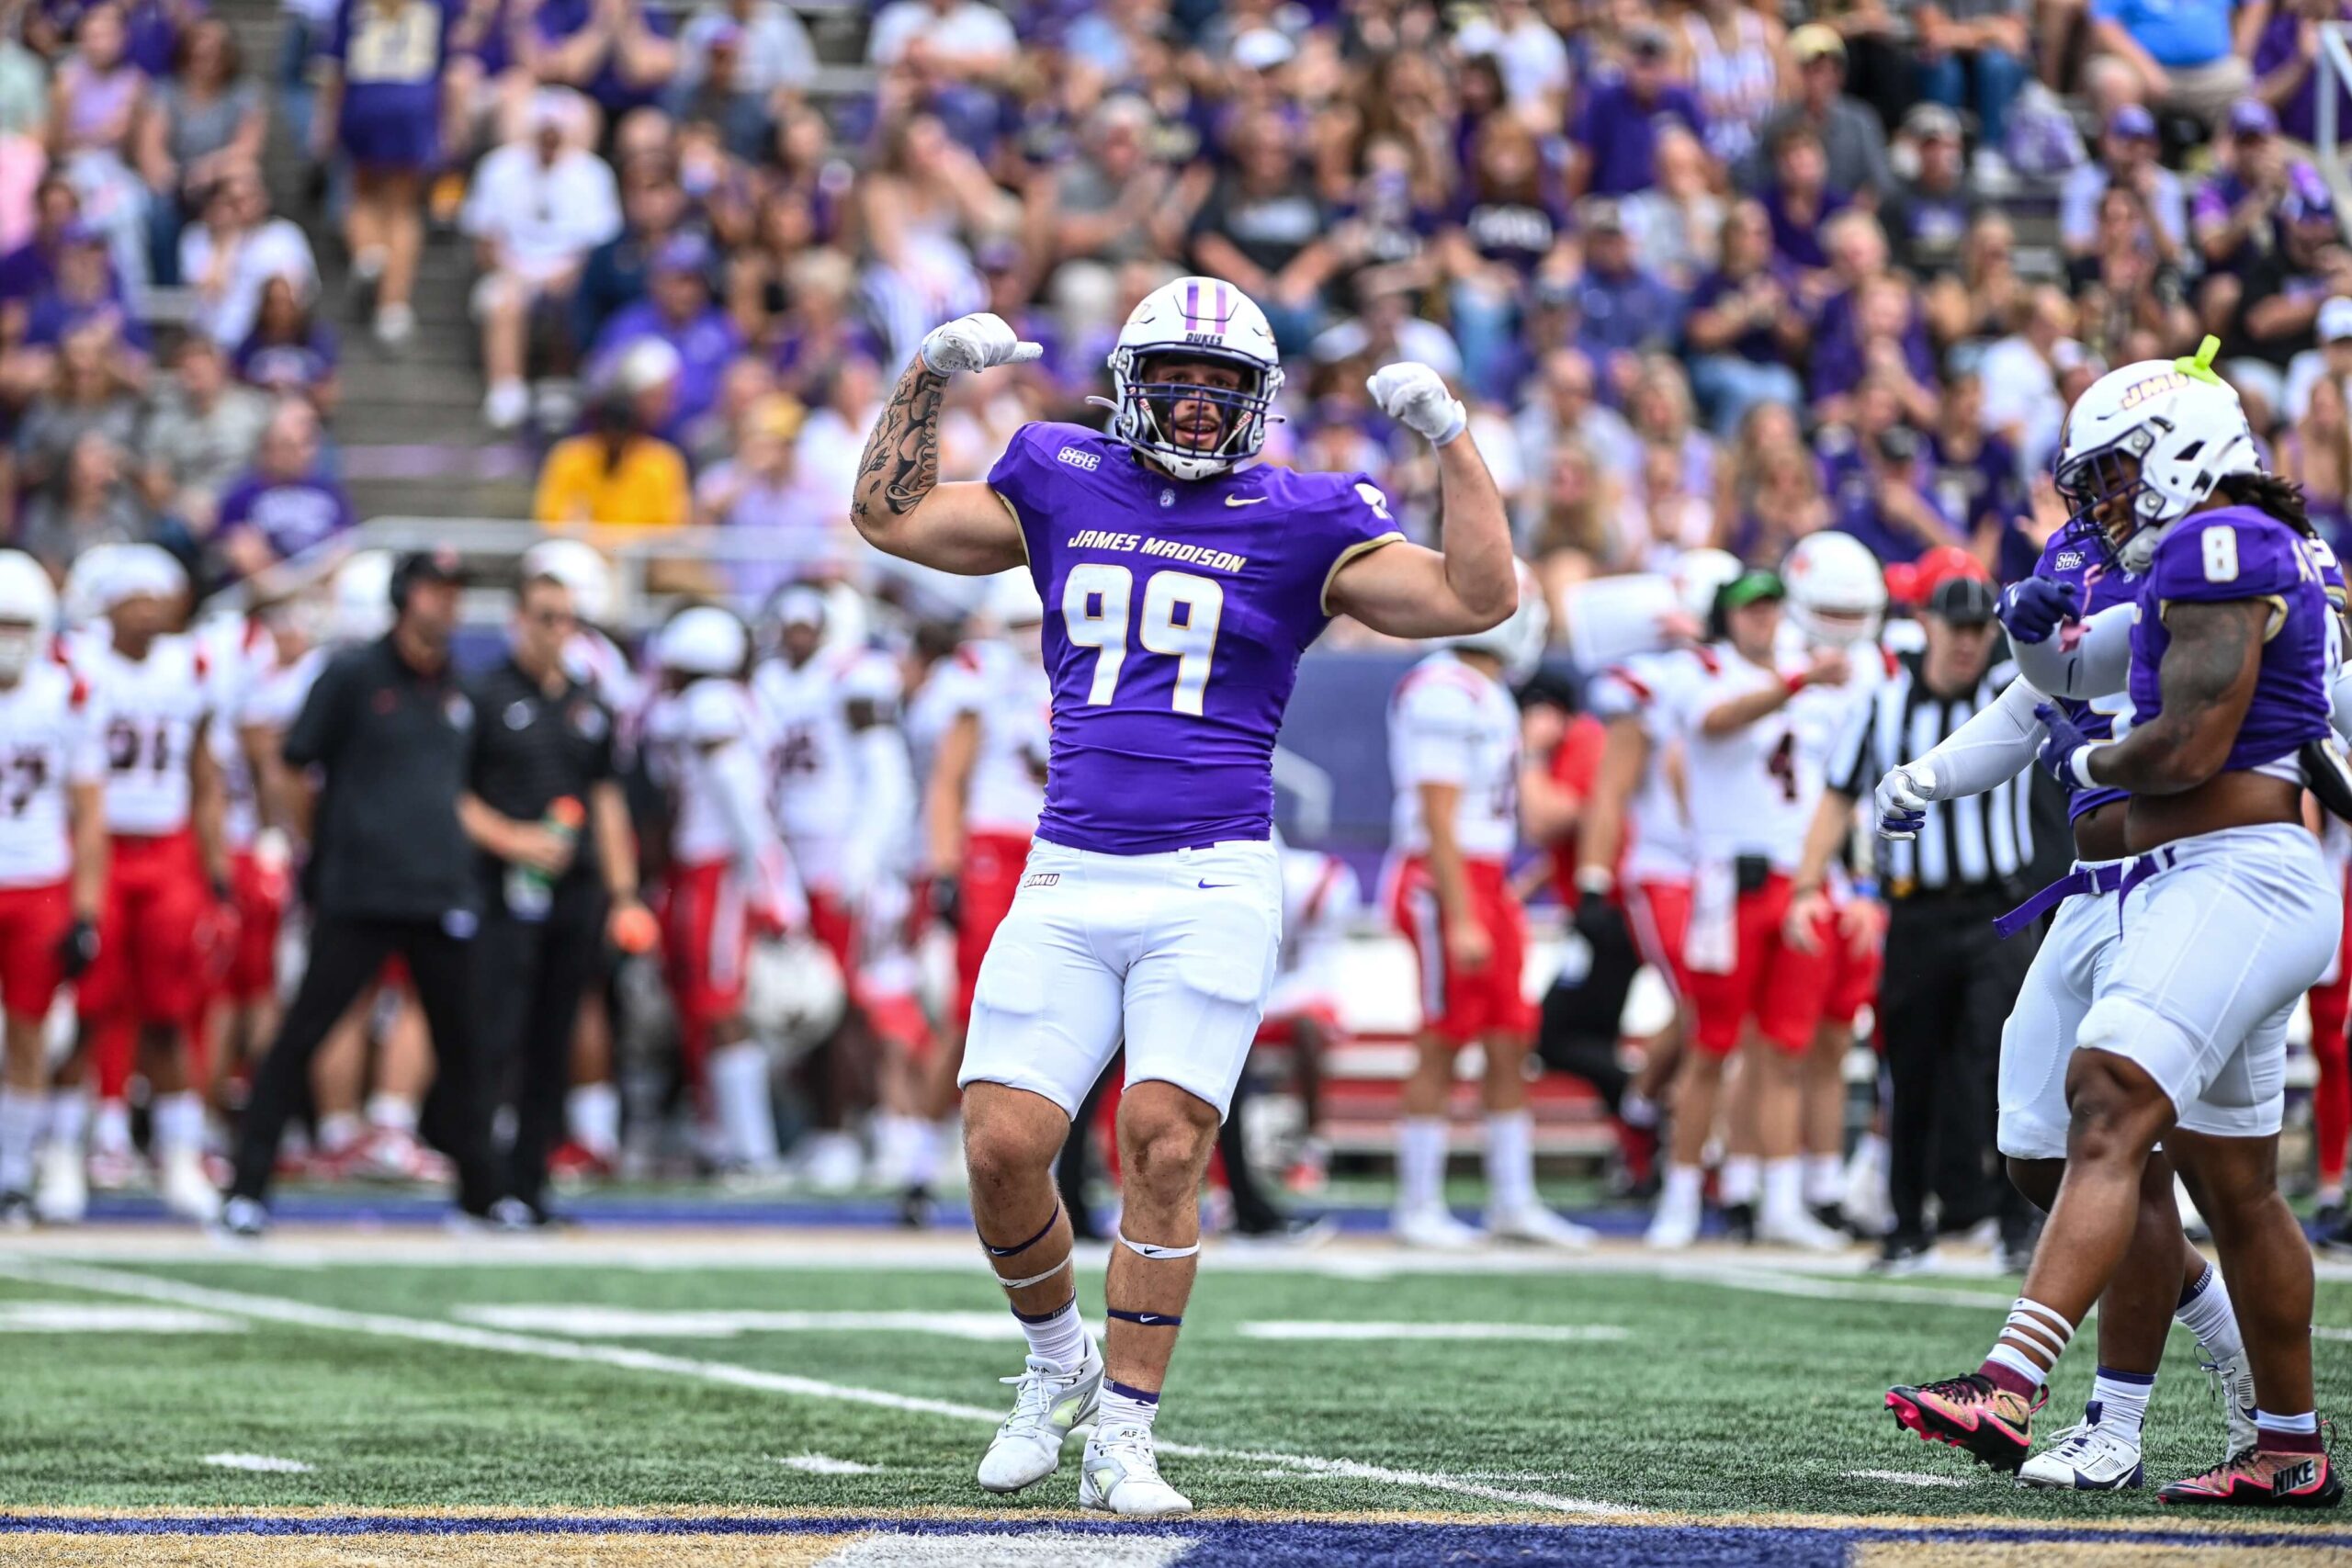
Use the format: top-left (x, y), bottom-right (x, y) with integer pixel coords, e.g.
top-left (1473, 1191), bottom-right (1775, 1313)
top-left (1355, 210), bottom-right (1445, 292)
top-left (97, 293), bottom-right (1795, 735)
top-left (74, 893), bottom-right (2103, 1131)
top-left (1887, 342), bottom-right (2344, 1509)
top-left (849, 276), bottom-right (1516, 1517)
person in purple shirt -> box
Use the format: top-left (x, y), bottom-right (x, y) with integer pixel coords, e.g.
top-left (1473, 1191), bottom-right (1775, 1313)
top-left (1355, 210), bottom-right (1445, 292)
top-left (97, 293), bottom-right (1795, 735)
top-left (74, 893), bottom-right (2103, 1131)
top-left (1926, 371), bottom-right (2035, 580)
top-left (1759, 120), bottom-right (1847, 276)
top-left (1568, 23), bottom-right (1708, 199)
top-left (523, 0), bottom-right (677, 118)
top-left (215, 400), bottom-right (355, 577)
top-left (2250, 0), bottom-right (2352, 148)
top-left (1683, 199), bottom-right (1807, 435)
top-left (234, 274), bottom-right (341, 414)
top-left (586, 231), bottom-right (743, 439)
top-left (0, 177), bottom-right (87, 315)
top-left (1440, 112), bottom-right (1570, 400)
top-left (1569, 200), bottom-right (1684, 389)
top-left (22, 222), bottom-right (147, 356)
top-left (320, 0), bottom-right (455, 348)
top-left (1818, 387), bottom-right (1961, 564)
top-left (1808, 273), bottom-right (1938, 421)
top-left (842, 278), bottom-right (1520, 1517)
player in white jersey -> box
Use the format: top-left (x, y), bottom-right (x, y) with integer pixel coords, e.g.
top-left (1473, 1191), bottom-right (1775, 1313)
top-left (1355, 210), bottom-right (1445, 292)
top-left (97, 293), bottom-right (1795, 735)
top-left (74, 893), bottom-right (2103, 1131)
top-left (40, 546), bottom-right (228, 1223)
top-left (0, 553), bottom-right (106, 1227)
top-left (1250, 837), bottom-right (1357, 1200)
top-left (1385, 564), bottom-right (1593, 1250)
top-left (1644, 568), bottom-right (1851, 1252)
top-left (646, 606), bottom-right (802, 1175)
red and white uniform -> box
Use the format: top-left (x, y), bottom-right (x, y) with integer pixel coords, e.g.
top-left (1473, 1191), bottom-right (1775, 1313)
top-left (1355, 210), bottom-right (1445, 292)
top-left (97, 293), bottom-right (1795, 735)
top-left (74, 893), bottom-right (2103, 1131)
top-left (948, 639), bottom-right (1049, 1023)
top-left (564, 626), bottom-right (647, 757)
top-left (1385, 649), bottom-right (1534, 1043)
top-left (73, 629), bottom-right (217, 1027)
top-left (1585, 649), bottom-right (1707, 995)
top-left (222, 640), bottom-right (322, 1004)
top-left (2309, 816), bottom-right (2352, 1193)
top-left (1781, 627), bottom-right (1894, 1033)
top-left (0, 657), bottom-right (102, 1018)
top-left (647, 678), bottom-right (795, 1048)
top-left (753, 648), bottom-right (864, 967)
top-left (1258, 845), bottom-right (1360, 1043)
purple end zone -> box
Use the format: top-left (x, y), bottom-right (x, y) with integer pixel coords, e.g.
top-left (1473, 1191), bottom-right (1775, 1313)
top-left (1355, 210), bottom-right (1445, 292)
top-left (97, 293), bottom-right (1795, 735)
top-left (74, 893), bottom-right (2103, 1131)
top-left (3, 1517), bottom-right (2347, 1564)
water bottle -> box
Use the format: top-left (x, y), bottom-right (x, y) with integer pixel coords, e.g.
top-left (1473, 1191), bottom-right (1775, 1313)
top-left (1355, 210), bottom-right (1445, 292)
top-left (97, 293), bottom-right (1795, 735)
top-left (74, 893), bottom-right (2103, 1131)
top-left (505, 795), bottom-right (583, 922)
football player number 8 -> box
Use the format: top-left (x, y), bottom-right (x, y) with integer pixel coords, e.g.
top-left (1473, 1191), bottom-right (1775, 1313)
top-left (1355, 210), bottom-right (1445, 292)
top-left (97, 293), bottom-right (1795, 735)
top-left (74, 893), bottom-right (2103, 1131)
top-left (1062, 563), bottom-right (1225, 716)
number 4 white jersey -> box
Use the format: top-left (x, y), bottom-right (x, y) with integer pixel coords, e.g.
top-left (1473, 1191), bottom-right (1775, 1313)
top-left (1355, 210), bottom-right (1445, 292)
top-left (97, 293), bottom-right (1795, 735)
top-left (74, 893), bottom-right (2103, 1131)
top-left (1667, 645), bottom-right (1818, 870)
top-left (1387, 649), bottom-right (1521, 863)
top-left (0, 660), bottom-right (103, 888)
top-left (72, 630), bottom-right (213, 837)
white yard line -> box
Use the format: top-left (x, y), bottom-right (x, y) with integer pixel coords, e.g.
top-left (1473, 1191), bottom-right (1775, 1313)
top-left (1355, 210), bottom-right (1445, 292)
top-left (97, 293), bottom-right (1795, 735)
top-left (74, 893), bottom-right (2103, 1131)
top-left (775, 1453), bottom-right (887, 1475)
top-left (1238, 1322), bottom-right (1630, 1343)
top-left (201, 1454), bottom-right (314, 1473)
top-left (455, 1306), bottom-right (1025, 1341)
top-left (1842, 1470), bottom-right (1972, 1490)
top-left (0, 1302), bottom-right (245, 1333)
top-left (0, 1258), bottom-right (1633, 1517)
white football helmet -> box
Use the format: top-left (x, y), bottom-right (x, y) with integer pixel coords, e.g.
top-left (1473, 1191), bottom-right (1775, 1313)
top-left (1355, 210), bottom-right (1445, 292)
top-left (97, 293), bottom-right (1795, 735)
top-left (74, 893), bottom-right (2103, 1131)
top-left (743, 935), bottom-right (846, 1057)
top-left (98, 544), bottom-right (188, 612)
top-left (2055, 340), bottom-right (2257, 573)
top-left (332, 549), bottom-right (396, 644)
top-left (1105, 275), bottom-right (1283, 482)
top-left (62, 543), bottom-right (130, 628)
top-left (1781, 530), bottom-right (1888, 649)
top-left (0, 549), bottom-right (57, 681)
top-left (1668, 548), bottom-right (1743, 623)
top-left (656, 604), bottom-right (750, 676)
top-left (1453, 559), bottom-right (1551, 683)
top-left (522, 538), bottom-right (616, 626)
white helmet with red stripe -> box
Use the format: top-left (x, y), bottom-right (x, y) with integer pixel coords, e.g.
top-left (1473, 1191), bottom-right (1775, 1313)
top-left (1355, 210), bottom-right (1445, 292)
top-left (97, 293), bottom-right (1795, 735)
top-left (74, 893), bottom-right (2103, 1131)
top-left (1781, 530), bottom-right (1887, 649)
top-left (1107, 275), bottom-right (1283, 482)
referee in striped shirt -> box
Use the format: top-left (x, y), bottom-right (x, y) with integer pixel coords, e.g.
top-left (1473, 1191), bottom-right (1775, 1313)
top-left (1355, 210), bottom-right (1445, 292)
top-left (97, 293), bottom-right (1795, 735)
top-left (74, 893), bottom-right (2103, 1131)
top-left (1800, 574), bottom-right (2041, 1271)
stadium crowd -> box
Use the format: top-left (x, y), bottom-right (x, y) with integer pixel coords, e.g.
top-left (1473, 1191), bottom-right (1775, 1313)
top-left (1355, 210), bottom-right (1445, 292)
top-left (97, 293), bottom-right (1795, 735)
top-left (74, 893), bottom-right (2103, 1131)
top-left (0, 0), bottom-right (2349, 1261)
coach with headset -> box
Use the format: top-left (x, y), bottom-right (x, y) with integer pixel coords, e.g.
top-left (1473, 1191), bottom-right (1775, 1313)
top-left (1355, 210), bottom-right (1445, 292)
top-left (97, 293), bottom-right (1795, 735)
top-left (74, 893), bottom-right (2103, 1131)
top-left (222, 548), bottom-right (513, 1235)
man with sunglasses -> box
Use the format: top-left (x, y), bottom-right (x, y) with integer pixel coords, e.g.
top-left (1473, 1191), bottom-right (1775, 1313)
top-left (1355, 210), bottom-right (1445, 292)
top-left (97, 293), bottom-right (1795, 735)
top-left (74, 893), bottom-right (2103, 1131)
top-left (458, 570), bottom-right (648, 1224)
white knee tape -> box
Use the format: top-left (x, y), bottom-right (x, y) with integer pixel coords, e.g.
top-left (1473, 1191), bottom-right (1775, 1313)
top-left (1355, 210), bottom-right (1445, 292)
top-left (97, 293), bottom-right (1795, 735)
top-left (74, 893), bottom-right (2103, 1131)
top-left (1115, 1232), bottom-right (1200, 1261)
top-left (994, 1255), bottom-right (1072, 1291)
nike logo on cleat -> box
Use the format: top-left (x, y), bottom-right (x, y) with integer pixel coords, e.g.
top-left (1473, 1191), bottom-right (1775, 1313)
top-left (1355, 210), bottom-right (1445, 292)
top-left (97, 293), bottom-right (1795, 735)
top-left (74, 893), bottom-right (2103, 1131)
top-left (2275, 1461), bottom-right (2320, 1495)
top-left (1224, 496), bottom-right (1266, 506)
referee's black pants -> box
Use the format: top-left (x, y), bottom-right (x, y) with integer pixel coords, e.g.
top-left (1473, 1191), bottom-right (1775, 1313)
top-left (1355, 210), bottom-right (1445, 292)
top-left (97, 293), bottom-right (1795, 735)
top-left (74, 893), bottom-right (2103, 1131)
top-left (229, 915), bottom-right (502, 1213)
top-left (474, 883), bottom-right (608, 1214)
top-left (1878, 895), bottom-right (2039, 1242)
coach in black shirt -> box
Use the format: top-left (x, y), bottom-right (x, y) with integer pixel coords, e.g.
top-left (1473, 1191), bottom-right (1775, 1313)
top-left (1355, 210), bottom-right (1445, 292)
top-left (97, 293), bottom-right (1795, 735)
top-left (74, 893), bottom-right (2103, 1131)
top-left (223, 549), bottom-right (508, 1235)
top-left (459, 570), bottom-right (644, 1220)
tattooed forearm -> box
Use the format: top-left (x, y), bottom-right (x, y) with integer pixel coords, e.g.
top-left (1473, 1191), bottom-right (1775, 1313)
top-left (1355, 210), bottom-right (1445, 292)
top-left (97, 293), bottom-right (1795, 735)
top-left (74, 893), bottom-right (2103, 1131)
top-left (851, 358), bottom-right (947, 540)
top-left (2087, 598), bottom-right (2267, 795)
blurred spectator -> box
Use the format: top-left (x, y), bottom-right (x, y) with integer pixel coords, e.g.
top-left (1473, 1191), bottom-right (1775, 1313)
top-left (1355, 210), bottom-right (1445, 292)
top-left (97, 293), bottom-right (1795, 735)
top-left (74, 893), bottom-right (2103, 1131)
top-left (466, 91), bottom-right (625, 430)
top-left (858, 111), bottom-right (1007, 365)
top-left (2087, 0), bottom-right (2250, 130)
top-left (0, 20), bottom-right (46, 141)
top-left (321, 0), bottom-right (451, 346)
top-left (586, 231), bottom-right (741, 436)
top-left (2227, 167), bottom-right (2351, 384)
top-left (1567, 22), bottom-right (1706, 199)
top-left (2249, 0), bottom-right (2352, 149)
top-left (1189, 108), bottom-right (1335, 355)
top-left (1312, 277), bottom-right (1462, 383)
top-left (135, 18), bottom-right (265, 287)
top-left (525, 0), bottom-right (680, 125)
top-left (1931, 208), bottom-right (2025, 347)
top-left (1674, 0), bottom-right (1785, 170)
top-left (673, 0), bottom-right (815, 151)
top-left (1514, 346), bottom-right (1640, 496)
top-left (1885, 104), bottom-right (1971, 282)
top-left (2193, 102), bottom-right (2296, 340)
top-left (2070, 184), bottom-right (2198, 367)
top-left (1440, 113), bottom-right (1568, 400)
top-left (1453, 0), bottom-right (1570, 126)
top-left (681, 352), bottom-right (771, 468)
top-left (1913, 0), bottom-right (2030, 173)
top-left (695, 392), bottom-right (840, 591)
top-left (790, 351), bottom-right (880, 522)
top-left (2280, 367), bottom-right (2352, 555)
top-left (24, 220), bottom-right (147, 366)
top-left (1742, 26), bottom-right (1893, 207)
top-left (1621, 126), bottom-right (1724, 290)
top-left (1684, 199), bottom-right (1807, 436)
top-left (17, 315), bottom-right (139, 491)
top-left (17, 429), bottom-right (147, 570)
top-left (1758, 121), bottom-right (1847, 276)
top-left (574, 152), bottom-right (684, 348)
top-left (1528, 436), bottom-right (1623, 586)
top-left (140, 334), bottom-right (268, 536)
top-left (2058, 105), bottom-right (2184, 260)
top-left (1927, 370), bottom-right (2035, 580)
top-left (1623, 354), bottom-right (1715, 502)
top-left (534, 390), bottom-right (689, 528)
top-left (1811, 267), bottom-right (1939, 426)
top-left (235, 273), bottom-right (341, 415)
top-left (1632, 438), bottom-right (1714, 569)
top-left (2285, 296), bottom-right (2352, 421)
top-left (867, 0), bottom-right (1015, 81)
top-left (0, 176), bottom-right (86, 333)
top-left (178, 164), bottom-right (316, 350)
top-left (1820, 382), bottom-right (1961, 563)
top-left (1716, 401), bottom-right (1829, 562)
top-left (1035, 95), bottom-right (1190, 341)
top-left (761, 247), bottom-right (883, 403)
top-left (46, 2), bottom-right (149, 289)
top-left (1324, 133), bottom-right (1439, 307)
top-left (1978, 285), bottom-right (2079, 477)
top-left (215, 399), bottom-right (353, 577)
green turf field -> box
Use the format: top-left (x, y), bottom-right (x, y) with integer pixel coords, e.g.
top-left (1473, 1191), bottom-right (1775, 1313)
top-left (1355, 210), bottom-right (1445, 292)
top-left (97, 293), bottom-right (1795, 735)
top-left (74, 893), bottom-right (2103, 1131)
top-left (0, 1237), bottom-right (2345, 1524)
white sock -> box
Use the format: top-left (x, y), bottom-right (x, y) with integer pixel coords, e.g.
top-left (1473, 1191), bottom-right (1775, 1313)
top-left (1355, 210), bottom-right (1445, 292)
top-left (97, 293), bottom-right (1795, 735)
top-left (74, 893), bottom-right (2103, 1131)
top-left (47, 1090), bottom-right (86, 1152)
top-left (150, 1091), bottom-right (205, 1156)
top-left (1484, 1111), bottom-right (1535, 1213)
top-left (1762, 1157), bottom-right (1807, 1225)
top-left (566, 1082), bottom-right (620, 1160)
top-left (1986, 1296), bottom-right (2074, 1393)
top-left (93, 1100), bottom-right (131, 1156)
top-left (317, 1111), bottom-right (364, 1156)
top-left (2321, 1183), bottom-right (2346, 1209)
top-left (1719, 1155), bottom-right (1760, 1207)
top-left (1621, 1089), bottom-right (1657, 1129)
top-left (2176, 1261), bottom-right (2245, 1360)
top-left (1659, 1163), bottom-right (1703, 1213)
top-left (0, 1087), bottom-right (41, 1191)
top-left (1805, 1153), bottom-right (1845, 1207)
top-left (1012, 1298), bottom-right (1090, 1372)
top-left (2089, 1367), bottom-right (2154, 1446)
top-left (365, 1093), bottom-right (417, 1135)
top-left (1096, 1377), bottom-right (1160, 1437)
top-left (1396, 1117), bottom-right (1446, 1213)
top-left (707, 1042), bottom-right (780, 1167)
top-left (905, 1119), bottom-right (943, 1190)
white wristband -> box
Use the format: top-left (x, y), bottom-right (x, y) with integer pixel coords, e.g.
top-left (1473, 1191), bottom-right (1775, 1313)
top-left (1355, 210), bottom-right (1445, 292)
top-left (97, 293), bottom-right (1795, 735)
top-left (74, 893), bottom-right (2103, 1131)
top-left (2069, 746), bottom-right (2104, 789)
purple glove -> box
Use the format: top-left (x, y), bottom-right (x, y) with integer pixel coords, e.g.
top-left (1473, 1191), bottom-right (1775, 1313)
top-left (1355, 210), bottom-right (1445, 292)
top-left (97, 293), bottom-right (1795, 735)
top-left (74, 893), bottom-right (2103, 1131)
top-left (1998, 577), bottom-right (2080, 644)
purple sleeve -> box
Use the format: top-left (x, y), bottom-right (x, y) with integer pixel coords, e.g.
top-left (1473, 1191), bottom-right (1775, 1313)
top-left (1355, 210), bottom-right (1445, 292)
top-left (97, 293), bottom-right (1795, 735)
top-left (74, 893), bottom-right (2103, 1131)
top-left (1674, 85), bottom-right (1709, 141)
top-left (2147, 507), bottom-right (2304, 603)
top-left (1567, 84), bottom-right (1602, 151)
top-left (325, 0), bottom-right (351, 62)
top-left (216, 479), bottom-right (256, 532)
top-left (984, 423), bottom-right (1057, 563)
top-left (2192, 177), bottom-right (2230, 227)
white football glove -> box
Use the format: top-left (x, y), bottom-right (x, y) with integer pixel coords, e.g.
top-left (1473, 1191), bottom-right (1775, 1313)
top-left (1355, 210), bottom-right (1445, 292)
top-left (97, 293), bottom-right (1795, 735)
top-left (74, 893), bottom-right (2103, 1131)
top-left (1873, 762), bottom-right (1939, 841)
top-left (1366, 362), bottom-right (1467, 446)
top-left (919, 312), bottom-right (1043, 377)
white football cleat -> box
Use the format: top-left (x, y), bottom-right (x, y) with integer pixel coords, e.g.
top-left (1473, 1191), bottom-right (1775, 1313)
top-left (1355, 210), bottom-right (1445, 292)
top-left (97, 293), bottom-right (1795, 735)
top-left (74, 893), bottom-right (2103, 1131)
top-left (977, 1346), bottom-right (1102, 1495)
top-left (1486, 1203), bottom-right (1596, 1248)
top-left (158, 1146), bottom-right (221, 1224)
top-left (798, 1130), bottom-right (864, 1195)
top-left (1645, 1192), bottom-right (1700, 1250)
top-left (32, 1142), bottom-right (86, 1224)
top-left (1393, 1203), bottom-right (1481, 1249)
top-left (2019, 1411), bottom-right (2144, 1490)
top-left (1757, 1204), bottom-right (1849, 1253)
top-left (1080, 1422), bottom-right (1193, 1517)
top-left (2202, 1345), bottom-right (2259, 1461)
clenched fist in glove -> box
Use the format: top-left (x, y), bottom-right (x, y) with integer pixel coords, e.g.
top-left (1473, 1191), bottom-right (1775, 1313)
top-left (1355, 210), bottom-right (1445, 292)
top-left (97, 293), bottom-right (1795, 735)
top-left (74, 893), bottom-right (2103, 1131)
top-left (920, 312), bottom-right (1044, 377)
top-left (1873, 762), bottom-right (1937, 840)
top-left (1366, 362), bottom-right (1467, 446)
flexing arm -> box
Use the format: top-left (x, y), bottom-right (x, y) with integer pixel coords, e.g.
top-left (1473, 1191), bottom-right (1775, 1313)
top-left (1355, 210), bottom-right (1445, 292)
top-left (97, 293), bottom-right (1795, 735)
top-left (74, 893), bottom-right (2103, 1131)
top-left (2009, 602), bottom-right (2136, 698)
top-left (850, 317), bottom-right (1038, 575)
top-left (2083, 599), bottom-right (2267, 794)
top-left (1903, 676), bottom-right (2048, 800)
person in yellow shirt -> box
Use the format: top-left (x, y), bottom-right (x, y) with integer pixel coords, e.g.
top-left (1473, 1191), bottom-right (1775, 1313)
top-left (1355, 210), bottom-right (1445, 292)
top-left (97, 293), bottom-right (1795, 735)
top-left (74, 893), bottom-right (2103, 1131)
top-left (534, 395), bottom-right (691, 530)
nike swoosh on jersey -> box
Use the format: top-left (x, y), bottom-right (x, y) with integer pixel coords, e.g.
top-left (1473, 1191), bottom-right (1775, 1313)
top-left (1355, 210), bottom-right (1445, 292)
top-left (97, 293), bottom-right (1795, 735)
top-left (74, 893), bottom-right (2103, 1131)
top-left (1224, 496), bottom-right (1267, 506)
top-left (1197, 879), bottom-right (1234, 889)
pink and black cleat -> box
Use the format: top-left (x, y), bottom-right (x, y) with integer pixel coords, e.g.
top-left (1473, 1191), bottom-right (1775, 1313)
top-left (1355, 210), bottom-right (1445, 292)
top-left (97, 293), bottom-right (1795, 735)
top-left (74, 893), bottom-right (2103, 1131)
top-left (1886, 1373), bottom-right (2044, 1472)
top-left (2158, 1446), bottom-right (2344, 1508)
